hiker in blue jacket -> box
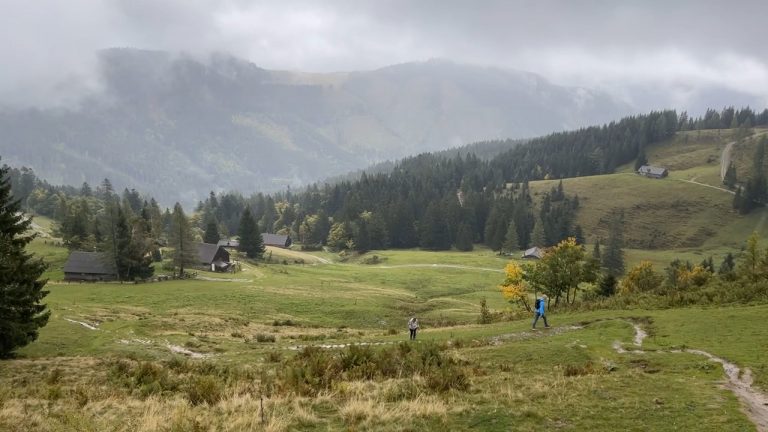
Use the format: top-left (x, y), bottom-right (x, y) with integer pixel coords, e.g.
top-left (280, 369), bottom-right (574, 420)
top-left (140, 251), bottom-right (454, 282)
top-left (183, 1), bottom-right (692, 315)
top-left (532, 294), bottom-right (549, 329)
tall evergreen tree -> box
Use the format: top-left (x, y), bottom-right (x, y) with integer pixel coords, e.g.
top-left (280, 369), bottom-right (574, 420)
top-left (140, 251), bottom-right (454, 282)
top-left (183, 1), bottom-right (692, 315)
top-left (203, 219), bottom-right (220, 244)
top-left (592, 239), bottom-right (601, 261)
top-left (454, 222), bottom-right (474, 251)
top-left (531, 219), bottom-right (546, 247)
top-left (502, 221), bottom-right (519, 254)
top-left (0, 162), bottom-right (49, 357)
top-left (239, 206), bottom-right (265, 259)
top-left (419, 203), bottom-right (451, 250)
top-left (602, 214), bottom-right (626, 276)
top-left (169, 203), bottom-right (197, 276)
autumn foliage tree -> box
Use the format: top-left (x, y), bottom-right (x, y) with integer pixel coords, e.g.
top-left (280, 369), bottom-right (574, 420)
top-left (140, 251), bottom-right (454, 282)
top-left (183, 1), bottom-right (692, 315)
top-left (499, 237), bottom-right (598, 308)
top-left (619, 261), bottom-right (663, 295)
top-left (498, 262), bottom-right (532, 312)
top-left (524, 238), bottom-right (598, 305)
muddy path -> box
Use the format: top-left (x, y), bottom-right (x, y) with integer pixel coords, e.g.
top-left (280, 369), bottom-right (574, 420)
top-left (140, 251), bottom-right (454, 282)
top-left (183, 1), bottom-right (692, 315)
top-left (616, 320), bottom-right (768, 431)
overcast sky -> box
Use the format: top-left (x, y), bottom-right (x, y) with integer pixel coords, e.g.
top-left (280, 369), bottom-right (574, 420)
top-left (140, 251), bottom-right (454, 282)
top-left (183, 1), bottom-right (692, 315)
top-left (2, 0), bottom-right (767, 109)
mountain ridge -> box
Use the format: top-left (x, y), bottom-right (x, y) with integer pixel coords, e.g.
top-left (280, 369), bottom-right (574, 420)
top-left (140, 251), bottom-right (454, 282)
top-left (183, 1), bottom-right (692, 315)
top-left (0, 48), bottom-right (633, 205)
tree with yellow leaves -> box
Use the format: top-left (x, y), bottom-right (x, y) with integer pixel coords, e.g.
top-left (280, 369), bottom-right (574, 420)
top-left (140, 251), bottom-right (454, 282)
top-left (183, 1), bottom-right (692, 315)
top-left (619, 261), bottom-right (663, 295)
top-left (498, 262), bottom-right (533, 312)
top-left (499, 238), bottom-right (598, 308)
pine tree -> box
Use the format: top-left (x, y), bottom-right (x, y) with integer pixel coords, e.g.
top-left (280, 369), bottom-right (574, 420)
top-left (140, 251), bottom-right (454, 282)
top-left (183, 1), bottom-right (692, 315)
top-left (454, 222), bottom-right (474, 251)
top-left (718, 252), bottom-right (736, 278)
top-left (239, 206), bottom-right (265, 259)
top-left (169, 203), bottom-right (197, 277)
top-left (573, 225), bottom-right (585, 245)
top-left (531, 219), bottom-right (545, 247)
top-left (203, 219), bottom-right (220, 244)
top-left (419, 203), bottom-right (451, 250)
top-left (592, 239), bottom-right (601, 261)
top-left (598, 274), bottom-right (617, 297)
top-left (634, 147), bottom-right (648, 171)
top-left (602, 214), bottom-right (626, 276)
top-left (0, 162), bottom-right (50, 357)
top-left (502, 221), bottom-right (519, 254)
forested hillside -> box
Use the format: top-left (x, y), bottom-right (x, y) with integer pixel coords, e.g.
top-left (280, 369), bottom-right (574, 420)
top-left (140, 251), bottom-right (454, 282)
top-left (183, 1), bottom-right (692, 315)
top-left (7, 107), bottom-right (767, 263)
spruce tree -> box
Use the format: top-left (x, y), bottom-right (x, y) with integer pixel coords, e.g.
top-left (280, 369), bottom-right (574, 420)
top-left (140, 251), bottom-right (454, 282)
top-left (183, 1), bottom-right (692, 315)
top-left (169, 203), bottom-right (197, 277)
top-left (239, 206), bottom-right (265, 259)
top-left (502, 221), bottom-right (519, 254)
top-left (602, 214), bottom-right (626, 276)
top-left (531, 219), bottom-right (546, 247)
top-left (0, 162), bottom-right (49, 357)
top-left (454, 222), bottom-right (474, 251)
top-left (419, 203), bottom-right (451, 250)
top-left (203, 219), bottom-right (220, 244)
top-left (634, 147), bottom-right (648, 171)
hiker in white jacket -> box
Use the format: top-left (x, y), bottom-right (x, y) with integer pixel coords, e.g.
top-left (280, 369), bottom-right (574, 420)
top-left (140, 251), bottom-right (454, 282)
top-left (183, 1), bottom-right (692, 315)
top-left (408, 317), bottom-right (419, 340)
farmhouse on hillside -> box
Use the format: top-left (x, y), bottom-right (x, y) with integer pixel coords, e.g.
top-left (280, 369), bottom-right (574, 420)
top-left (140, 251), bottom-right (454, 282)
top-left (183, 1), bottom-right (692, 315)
top-left (262, 233), bottom-right (292, 248)
top-left (637, 165), bottom-right (668, 179)
top-left (63, 251), bottom-right (118, 281)
top-left (522, 247), bottom-right (543, 259)
top-left (196, 242), bottom-right (231, 272)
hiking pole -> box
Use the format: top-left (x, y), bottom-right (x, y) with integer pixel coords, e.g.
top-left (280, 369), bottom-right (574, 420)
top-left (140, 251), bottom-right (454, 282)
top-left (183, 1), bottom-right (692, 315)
top-left (260, 394), bottom-right (265, 425)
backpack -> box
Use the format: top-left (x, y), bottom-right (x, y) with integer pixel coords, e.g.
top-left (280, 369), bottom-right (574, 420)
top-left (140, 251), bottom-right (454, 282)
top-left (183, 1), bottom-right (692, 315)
top-left (534, 298), bottom-right (541, 310)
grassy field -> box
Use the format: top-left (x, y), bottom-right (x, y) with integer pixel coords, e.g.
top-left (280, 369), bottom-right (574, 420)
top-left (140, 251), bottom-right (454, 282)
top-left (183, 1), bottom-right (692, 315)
top-left (3, 245), bottom-right (768, 431)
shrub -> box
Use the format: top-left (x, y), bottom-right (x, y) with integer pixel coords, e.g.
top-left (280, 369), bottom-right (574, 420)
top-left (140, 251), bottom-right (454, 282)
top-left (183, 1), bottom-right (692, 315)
top-left (425, 366), bottom-right (469, 392)
top-left (272, 319), bottom-right (297, 326)
top-left (255, 333), bottom-right (276, 343)
top-left (277, 342), bottom-right (471, 396)
top-left (563, 361), bottom-right (597, 377)
top-left (186, 376), bottom-right (223, 406)
top-left (45, 368), bottom-right (63, 385)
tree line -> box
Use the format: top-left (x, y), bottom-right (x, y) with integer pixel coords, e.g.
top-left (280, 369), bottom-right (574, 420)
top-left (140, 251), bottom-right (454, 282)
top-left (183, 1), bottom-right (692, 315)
top-left (5, 106), bottom-right (766, 262)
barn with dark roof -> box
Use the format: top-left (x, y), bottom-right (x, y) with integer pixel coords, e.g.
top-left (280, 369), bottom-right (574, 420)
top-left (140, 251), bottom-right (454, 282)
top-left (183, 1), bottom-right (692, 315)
top-left (262, 233), bottom-right (292, 248)
top-left (63, 251), bottom-right (118, 281)
top-left (196, 242), bottom-right (231, 271)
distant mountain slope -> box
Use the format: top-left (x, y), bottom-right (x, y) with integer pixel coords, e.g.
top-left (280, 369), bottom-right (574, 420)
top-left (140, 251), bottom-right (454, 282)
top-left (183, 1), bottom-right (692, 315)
top-left (0, 49), bottom-right (631, 204)
top-left (529, 129), bottom-right (768, 251)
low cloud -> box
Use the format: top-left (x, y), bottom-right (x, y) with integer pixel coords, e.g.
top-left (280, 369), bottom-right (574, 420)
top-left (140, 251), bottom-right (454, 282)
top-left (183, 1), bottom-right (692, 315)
top-left (0, 0), bottom-right (766, 110)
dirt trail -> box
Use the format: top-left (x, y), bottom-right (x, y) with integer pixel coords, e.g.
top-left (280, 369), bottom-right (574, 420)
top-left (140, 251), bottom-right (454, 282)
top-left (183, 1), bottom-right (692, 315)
top-left (722, 141), bottom-right (736, 181)
top-left (677, 178), bottom-right (735, 195)
top-left (64, 318), bottom-right (99, 331)
top-left (615, 321), bottom-right (768, 431)
top-left (374, 264), bottom-right (504, 273)
top-left (721, 130), bottom-right (768, 181)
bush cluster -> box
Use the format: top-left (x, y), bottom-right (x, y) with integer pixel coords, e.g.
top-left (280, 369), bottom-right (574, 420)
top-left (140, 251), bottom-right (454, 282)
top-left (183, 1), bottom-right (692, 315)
top-left (277, 342), bottom-right (469, 396)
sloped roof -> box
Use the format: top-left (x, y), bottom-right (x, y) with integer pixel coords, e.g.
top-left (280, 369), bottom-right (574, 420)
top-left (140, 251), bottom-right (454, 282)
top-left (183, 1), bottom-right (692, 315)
top-left (217, 239), bottom-right (239, 248)
top-left (262, 233), bottom-right (289, 246)
top-left (638, 165), bottom-right (667, 176)
top-left (63, 251), bottom-right (117, 275)
top-left (196, 242), bottom-right (222, 264)
top-left (522, 247), bottom-right (543, 259)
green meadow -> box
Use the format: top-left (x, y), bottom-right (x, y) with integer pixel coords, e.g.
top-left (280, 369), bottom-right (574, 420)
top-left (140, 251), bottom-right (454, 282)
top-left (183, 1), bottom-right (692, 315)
top-left (3, 239), bottom-right (768, 431)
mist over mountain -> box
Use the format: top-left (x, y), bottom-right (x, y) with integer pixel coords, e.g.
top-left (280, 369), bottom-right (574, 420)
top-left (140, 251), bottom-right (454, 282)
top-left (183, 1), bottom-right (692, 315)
top-left (0, 48), bottom-right (637, 205)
